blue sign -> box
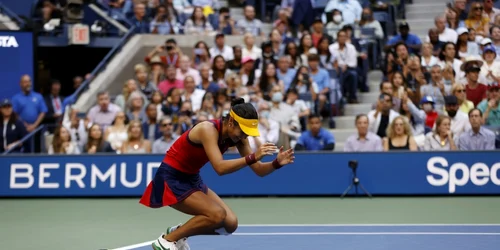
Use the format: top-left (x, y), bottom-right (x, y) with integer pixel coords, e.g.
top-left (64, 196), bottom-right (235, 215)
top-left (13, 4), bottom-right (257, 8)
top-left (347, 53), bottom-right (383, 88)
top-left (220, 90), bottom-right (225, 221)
top-left (0, 31), bottom-right (35, 100)
top-left (1, 152), bottom-right (499, 197)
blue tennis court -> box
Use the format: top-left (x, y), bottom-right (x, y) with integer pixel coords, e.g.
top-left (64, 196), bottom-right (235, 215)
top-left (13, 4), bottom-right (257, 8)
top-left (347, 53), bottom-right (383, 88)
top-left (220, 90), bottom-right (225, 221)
top-left (112, 224), bottom-right (500, 250)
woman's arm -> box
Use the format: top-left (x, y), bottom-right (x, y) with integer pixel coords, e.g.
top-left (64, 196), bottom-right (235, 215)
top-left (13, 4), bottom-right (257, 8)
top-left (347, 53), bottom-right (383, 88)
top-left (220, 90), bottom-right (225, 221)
top-left (194, 122), bottom-right (278, 176)
top-left (409, 136), bottom-right (418, 151)
top-left (382, 137), bottom-right (389, 151)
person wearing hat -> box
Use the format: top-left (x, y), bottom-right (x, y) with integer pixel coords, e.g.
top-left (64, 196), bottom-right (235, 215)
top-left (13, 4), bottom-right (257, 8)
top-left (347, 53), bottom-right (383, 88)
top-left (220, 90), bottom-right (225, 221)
top-left (456, 108), bottom-right (496, 150)
top-left (455, 27), bottom-right (480, 59)
top-left (461, 56), bottom-right (489, 106)
top-left (477, 82), bottom-right (500, 126)
top-left (385, 22), bottom-right (422, 54)
top-left (419, 96), bottom-right (439, 130)
top-left (480, 44), bottom-right (500, 84)
top-left (0, 99), bottom-right (27, 153)
top-left (442, 95), bottom-right (472, 138)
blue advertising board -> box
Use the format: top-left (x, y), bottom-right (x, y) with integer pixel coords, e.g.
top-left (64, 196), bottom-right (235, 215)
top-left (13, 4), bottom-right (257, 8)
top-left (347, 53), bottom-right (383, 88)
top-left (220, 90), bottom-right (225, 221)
top-left (1, 152), bottom-right (499, 197)
top-left (0, 31), bottom-right (35, 100)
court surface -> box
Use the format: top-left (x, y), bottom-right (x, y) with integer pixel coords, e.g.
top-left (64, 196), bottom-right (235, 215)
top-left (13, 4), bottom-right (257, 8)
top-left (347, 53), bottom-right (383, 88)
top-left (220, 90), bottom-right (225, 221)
top-left (114, 224), bottom-right (500, 250)
top-left (2, 197), bottom-right (500, 250)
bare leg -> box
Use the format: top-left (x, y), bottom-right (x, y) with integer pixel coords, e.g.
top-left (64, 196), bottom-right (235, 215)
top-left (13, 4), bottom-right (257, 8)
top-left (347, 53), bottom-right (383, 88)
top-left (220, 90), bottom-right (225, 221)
top-left (164, 191), bottom-right (226, 242)
top-left (205, 188), bottom-right (239, 234)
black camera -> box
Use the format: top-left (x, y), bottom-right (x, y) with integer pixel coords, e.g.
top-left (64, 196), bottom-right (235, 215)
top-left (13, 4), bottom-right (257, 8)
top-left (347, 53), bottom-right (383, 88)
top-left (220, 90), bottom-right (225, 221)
top-left (348, 160), bottom-right (358, 169)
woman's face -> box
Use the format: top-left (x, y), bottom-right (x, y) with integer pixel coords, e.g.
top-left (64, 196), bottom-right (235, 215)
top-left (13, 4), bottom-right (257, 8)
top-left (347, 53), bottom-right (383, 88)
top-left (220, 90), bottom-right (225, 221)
top-left (393, 118), bottom-right (405, 135)
top-left (459, 33), bottom-right (468, 42)
top-left (302, 35), bottom-right (312, 48)
top-left (271, 30), bottom-right (281, 42)
top-left (181, 101), bottom-right (192, 112)
top-left (203, 94), bottom-right (214, 108)
top-left (438, 118), bottom-right (451, 135)
top-left (245, 36), bottom-right (255, 46)
top-left (445, 44), bottom-right (456, 58)
top-left (454, 86), bottom-right (466, 101)
top-left (152, 92), bottom-right (162, 104)
top-left (217, 94), bottom-right (227, 105)
top-left (446, 9), bottom-right (457, 19)
top-left (422, 43), bottom-right (432, 56)
top-left (132, 96), bottom-right (143, 108)
top-left (1, 106), bottom-right (12, 117)
top-left (60, 127), bottom-right (70, 142)
top-left (393, 73), bottom-right (403, 87)
top-left (170, 89), bottom-right (181, 103)
top-left (215, 57), bottom-right (225, 70)
top-left (194, 7), bottom-right (203, 20)
top-left (287, 43), bottom-right (297, 55)
top-left (157, 6), bottom-right (166, 15)
top-left (468, 30), bottom-right (476, 41)
top-left (484, 51), bottom-right (496, 62)
top-left (228, 118), bottom-right (248, 143)
top-left (115, 112), bottom-right (126, 125)
top-left (266, 64), bottom-right (276, 77)
top-left (90, 125), bottom-right (102, 139)
top-left (130, 123), bottom-right (141, 138)
top-left (319, 39), bottom-right (329, 51)
top-left (472, 4), bottom-right (483, 17)
top-left (396, 44), bottom-right (408, 59)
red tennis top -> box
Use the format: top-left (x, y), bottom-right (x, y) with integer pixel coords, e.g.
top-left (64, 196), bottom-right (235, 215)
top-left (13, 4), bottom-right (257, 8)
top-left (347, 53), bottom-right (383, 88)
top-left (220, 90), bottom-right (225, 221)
top-left (162, 119), bottom-right (236, 174)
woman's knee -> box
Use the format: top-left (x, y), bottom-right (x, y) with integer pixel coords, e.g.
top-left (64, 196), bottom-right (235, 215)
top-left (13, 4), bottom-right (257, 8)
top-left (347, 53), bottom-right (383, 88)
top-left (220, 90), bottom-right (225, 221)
top-left (224, 214), bottom-right (239, 234)
top-left (207, 205), bottom-right (227, 226)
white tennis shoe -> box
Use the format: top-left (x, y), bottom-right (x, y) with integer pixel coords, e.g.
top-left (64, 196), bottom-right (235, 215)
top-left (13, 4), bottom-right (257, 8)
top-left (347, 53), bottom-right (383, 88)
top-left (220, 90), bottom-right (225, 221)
top-left (152, 235), bottom-right (178, 250)
top-left (166, 223), bottom-right (190, 250)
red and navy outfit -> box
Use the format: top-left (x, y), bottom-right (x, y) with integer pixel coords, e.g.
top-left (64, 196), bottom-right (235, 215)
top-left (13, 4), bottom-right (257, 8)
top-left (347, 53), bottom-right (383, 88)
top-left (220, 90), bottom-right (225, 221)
top-left (140, 119), bottom-right (236, 208)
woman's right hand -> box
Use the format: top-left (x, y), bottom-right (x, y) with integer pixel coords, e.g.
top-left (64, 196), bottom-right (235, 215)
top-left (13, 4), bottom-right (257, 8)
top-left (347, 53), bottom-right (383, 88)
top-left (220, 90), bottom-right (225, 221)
top-left (255, 142), bottom-right (278, 160)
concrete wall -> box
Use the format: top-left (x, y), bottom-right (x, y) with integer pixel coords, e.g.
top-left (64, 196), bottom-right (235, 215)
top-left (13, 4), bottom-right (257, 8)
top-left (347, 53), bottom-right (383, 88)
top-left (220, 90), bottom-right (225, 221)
top-left (74, 34), bottom-right (264, 112)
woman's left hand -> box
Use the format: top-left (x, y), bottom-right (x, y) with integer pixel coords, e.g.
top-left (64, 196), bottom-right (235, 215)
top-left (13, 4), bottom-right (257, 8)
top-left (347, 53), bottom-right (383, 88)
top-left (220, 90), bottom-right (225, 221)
top-left (276, 146), bottom-right (295, 166)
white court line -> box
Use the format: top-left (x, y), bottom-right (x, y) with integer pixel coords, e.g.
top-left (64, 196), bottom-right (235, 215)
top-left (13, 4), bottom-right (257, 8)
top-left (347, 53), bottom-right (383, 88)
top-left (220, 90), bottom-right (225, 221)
top-left (111, 230), bottom-right (500, 250)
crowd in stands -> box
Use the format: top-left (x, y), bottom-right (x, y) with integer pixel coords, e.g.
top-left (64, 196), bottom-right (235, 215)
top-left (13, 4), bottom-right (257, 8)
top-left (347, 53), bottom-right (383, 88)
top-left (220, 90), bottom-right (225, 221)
top-left (1, 0), bottom-right (499, 155)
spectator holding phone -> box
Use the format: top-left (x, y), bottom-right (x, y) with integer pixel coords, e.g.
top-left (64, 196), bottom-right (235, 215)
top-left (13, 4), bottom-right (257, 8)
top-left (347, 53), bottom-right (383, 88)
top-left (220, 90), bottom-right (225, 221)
top-left (150, 5), bottom-right (179, 35)
top-left (217, 7), bottom-right (237, 35)
top-left (144, 39), bottom-right (182, 68)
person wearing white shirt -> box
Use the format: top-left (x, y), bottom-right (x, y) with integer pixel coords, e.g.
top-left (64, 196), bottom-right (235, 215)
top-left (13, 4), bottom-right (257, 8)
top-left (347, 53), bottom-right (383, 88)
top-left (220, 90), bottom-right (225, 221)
top-left (329, 29), bottom-right (358, 103)
top-left (180, 76), bottom-right (206, 112)
top-left (209, 33), bottom-right (234, 61)
top-left (176, 55), bottom-right (201, 85)
top-left (247, 110), bottom-right (280, 151)
top-left (440, 95), bottom-right (471, 138)
top-left (241, 32), bottom-right (262, 60)
top-left (322, 0), bottom-right (362, 24)
top-left (368, 93), bottom-right (400, 138)
top-left (425, 16), bottom-right (458, 43)
top-left (479, 45), bottom-right (500, 85)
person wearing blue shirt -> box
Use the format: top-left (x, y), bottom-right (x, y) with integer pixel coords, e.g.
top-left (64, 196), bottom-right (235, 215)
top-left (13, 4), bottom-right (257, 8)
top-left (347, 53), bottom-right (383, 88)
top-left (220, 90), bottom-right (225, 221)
top-left (308, 54), bottom-right (331, 115)
top-left (385, 22), bottom-right (422, 54)
top-left (295, 114), bottom-right (336, 151)
top-left (11, 75), bottom-right (47, 133)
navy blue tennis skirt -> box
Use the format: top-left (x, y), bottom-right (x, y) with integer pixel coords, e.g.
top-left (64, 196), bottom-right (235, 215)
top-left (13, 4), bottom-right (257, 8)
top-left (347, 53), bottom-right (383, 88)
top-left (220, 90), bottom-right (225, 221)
top-left (139, 162), bottom-right (208, 208)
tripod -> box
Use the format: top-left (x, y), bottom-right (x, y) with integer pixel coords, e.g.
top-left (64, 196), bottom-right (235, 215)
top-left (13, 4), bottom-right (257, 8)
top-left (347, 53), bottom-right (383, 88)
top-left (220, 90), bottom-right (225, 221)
top-left (340, 164), bottom-right (372, 199)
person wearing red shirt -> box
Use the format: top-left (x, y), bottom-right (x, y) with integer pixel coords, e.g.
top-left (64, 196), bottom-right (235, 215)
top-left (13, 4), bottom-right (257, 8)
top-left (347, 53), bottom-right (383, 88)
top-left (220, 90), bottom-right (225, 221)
top-left (158, 65), bottom-right (184, 96)
top-left (462, 58), bottom-right (488, 106)
top-left (420, 96), bottom-right (439, 129)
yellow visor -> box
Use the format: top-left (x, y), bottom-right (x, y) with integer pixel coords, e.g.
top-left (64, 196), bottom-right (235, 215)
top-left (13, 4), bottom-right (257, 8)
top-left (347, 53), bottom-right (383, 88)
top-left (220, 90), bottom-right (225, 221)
top-left (229, 109), bottom-right (260, 137)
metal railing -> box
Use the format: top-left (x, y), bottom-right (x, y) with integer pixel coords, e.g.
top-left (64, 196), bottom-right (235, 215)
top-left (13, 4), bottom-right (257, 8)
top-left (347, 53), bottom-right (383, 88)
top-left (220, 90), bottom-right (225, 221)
top-left (0, 2), bottom-right (25, 29)
top-left (2, 125), bottom-right (46, 155)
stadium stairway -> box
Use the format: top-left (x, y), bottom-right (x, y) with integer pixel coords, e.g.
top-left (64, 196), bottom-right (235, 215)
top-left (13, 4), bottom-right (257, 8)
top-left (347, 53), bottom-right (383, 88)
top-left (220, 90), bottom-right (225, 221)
top-left (404, 0), bottom-right (448, 40)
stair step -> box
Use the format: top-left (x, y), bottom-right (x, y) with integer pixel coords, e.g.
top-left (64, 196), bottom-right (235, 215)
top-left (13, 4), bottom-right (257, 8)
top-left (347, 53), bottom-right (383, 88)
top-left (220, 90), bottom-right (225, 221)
top-left (343, 103), bottom-right (373, 116)
top-left (334, 116), bottom-right (356, 129)
top-left (328, 128), bottom-right (357, 142)
top-left (358, 92), bottom-right (379, 104)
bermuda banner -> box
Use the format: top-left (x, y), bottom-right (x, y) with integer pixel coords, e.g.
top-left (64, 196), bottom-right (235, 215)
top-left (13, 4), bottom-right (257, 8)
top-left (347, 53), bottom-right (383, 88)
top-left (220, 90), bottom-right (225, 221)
top-left (0, 31), bottom-right (35, 100)
top-left (1, 152), bottom-right (499, 197)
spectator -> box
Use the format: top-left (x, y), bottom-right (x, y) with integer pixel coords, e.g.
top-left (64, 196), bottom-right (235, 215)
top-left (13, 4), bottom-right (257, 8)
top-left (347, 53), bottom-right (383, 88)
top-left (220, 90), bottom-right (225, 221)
top-left (465, 2), bottom-right (489, 37)
top-left (175, 106), bottom-right (194, 135)
top-left (63, 107), bottom-right (88, 151)
top-left (421, 65), bottom-right (450, 114)
top-left (427, 16), bottom-right (458, 43)
top-left (323, 0), bottom-right (362, 25)
top-left (368, 93), bottom-right (400, 138)
top-left (284, 41), bottom-right (305, 68)
top-left (84, 124), bottom-right (115, 154)
top-left (242, 33), bottom-right (262, 60)
top-left (176, 55), bottom-right (201, 85)
top-left (239, 57), bottom-right (258, 86)
top-left (217, 7), bottom-right (238, 35)
top-left (198, 64), bottom-right (220, 93)
top-left (192, 41), bottom-right (211, 69)
top-left (210, 33), bottom-right (234, 61)
top-left (115, 79), bottom-right (140, 111)
top-left (391, 71), bottom-right (406, 100)
top-left (147, 40), bottom-right (182, 68)
top-left (150, 91), bottom-right (165, 121)
top-left (483, 0), bottom-right (500, 24)
top-left (162, 88), bottom-right (183, 117)
top-left (456, 28), bottom-right (480, 59)
top-left (257, 63), bottom-right (284, 101)
top-left (424, 115), bottom-right (457, 151)
top-left (421, 42), bottom-right (440, 71)
top-left (427, 29), bottom-right (445, 57)
top-left (383, 116), bottom-right (418, 151)
top-left (142, 103), bottom-right (162, 141)
top-left (442, 95), bottom-right (471, 137)
top-left (480, 45), bottom-right (500, 84)
top-left (152, 116), bottom-right (178, 154)
top-left (438, 42), bottom-right (464, 83)
top-left (131, 3), bottom-right (150, 33)
top-left (211, 55), bottom-right (231, 85)
top-left (399, 95), bottom-right (426, 137)
top-left (450, 0), bottom-right (468, 21)
top-left (126, 91), bottom-right (148, 122)
top-left (295, 114), bottom-right (335, 151)
top-left (308, 54), bottom-right (330, 110)
top-left (269, 85), bottom-right (301, 147)
top-left (477, 83), bottom-right (500, 125)
top-left (121, 120), bottom-right (152, 154)
top-left (462, 57), bottom-right (488, 106)
top-left (12, 75), bottom-right (47, 133)
top-left (445, 7), bottom-right (465, 30)
top-left (158, 65), bottom-right (184, 96)
top-left (43, 79), bottom-right (64, 131)
top-left (311, 18), bottom-right (333, 47)
top-left (150, 4), bottom-right (179, 34)
top-left (325, 9), bottom-right (347, 40)
top-left (420, 96), bottom-right (440, 130)
top-left (289, 67), bottom-right (318, 109)
top-left (403, 54), bottom-right (427, 101)
top-left (181, 76), bottom-right (206, 112)
top-left (226, 46), bottom-right (243, 71)
top-left (358, 8), bottom-right (384, 39)
top-left (197, 92), bottom-right (218, 119)
top-left (270, 29), bottom-right (285, 57)
top-left (385, 22), bottom-right (422, 54)
top-left (104, 111), bottom-right (129, 152)
top-left (236, 5), bottom-right (263, 37)
top-left (329, 30), bottom-right (358, 103)
top-left (457, 108), bottom-right (496, 150)
top-left (247, 103), bottom-right (280, 151)
top-left (48, 125), bottom-right (80, 154)
top-left (284, 88), bottom-right (311, 128)
top-left (0, 99), bottom-right (27, 153)
top-left (317, 37), bottom-right (337, 71)
top-left (135, 64), bottom-right (158, 99)
top-left (452, 83), bottom-right (475, 113)
top-left (344, 114), bottom-right (383, 152)
top-left (372, 81), bottom-right (401, 113)
top-left (184, 6), bottom-right (215, 35)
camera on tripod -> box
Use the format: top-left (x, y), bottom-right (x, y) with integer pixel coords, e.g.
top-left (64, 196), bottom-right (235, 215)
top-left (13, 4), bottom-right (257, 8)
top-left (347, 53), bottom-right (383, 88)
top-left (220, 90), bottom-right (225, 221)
top-left (348, 160), bottom-right (358, 170)
top-left (341, 160), bottom-right (372, 198)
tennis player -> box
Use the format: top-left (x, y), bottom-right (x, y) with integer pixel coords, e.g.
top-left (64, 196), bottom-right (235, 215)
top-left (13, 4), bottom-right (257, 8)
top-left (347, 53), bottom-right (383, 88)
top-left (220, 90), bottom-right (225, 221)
top-left (140, 97), bottom-right (295, 250)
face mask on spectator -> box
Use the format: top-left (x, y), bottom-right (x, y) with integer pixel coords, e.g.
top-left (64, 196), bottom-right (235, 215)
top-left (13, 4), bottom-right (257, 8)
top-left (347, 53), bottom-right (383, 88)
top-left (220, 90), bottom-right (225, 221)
top-left (422, 103), bottom-right (433, 112)
top-left (271, 92), bottom-right (283, 103)
top-left (260, 110), bottom-right (270, 119)
top-left (333, 15), bottom-right (342, 23)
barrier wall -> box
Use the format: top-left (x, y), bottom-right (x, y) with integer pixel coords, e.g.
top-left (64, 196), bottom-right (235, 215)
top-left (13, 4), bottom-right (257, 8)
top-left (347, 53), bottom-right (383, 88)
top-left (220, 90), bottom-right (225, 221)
top-left (0, 31), bottom-right (35, 100)
top-left (1, 152), bottom-right (500, 197)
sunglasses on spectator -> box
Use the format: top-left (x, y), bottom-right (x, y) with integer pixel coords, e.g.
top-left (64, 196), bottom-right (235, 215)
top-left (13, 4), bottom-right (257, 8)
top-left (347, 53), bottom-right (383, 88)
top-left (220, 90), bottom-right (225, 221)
top-left (474, 7), bottom-right (483, 10)
top-left (455, 89), bottom-right (465, 93)
top-left (162, 123), bottom-right (173, 126)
